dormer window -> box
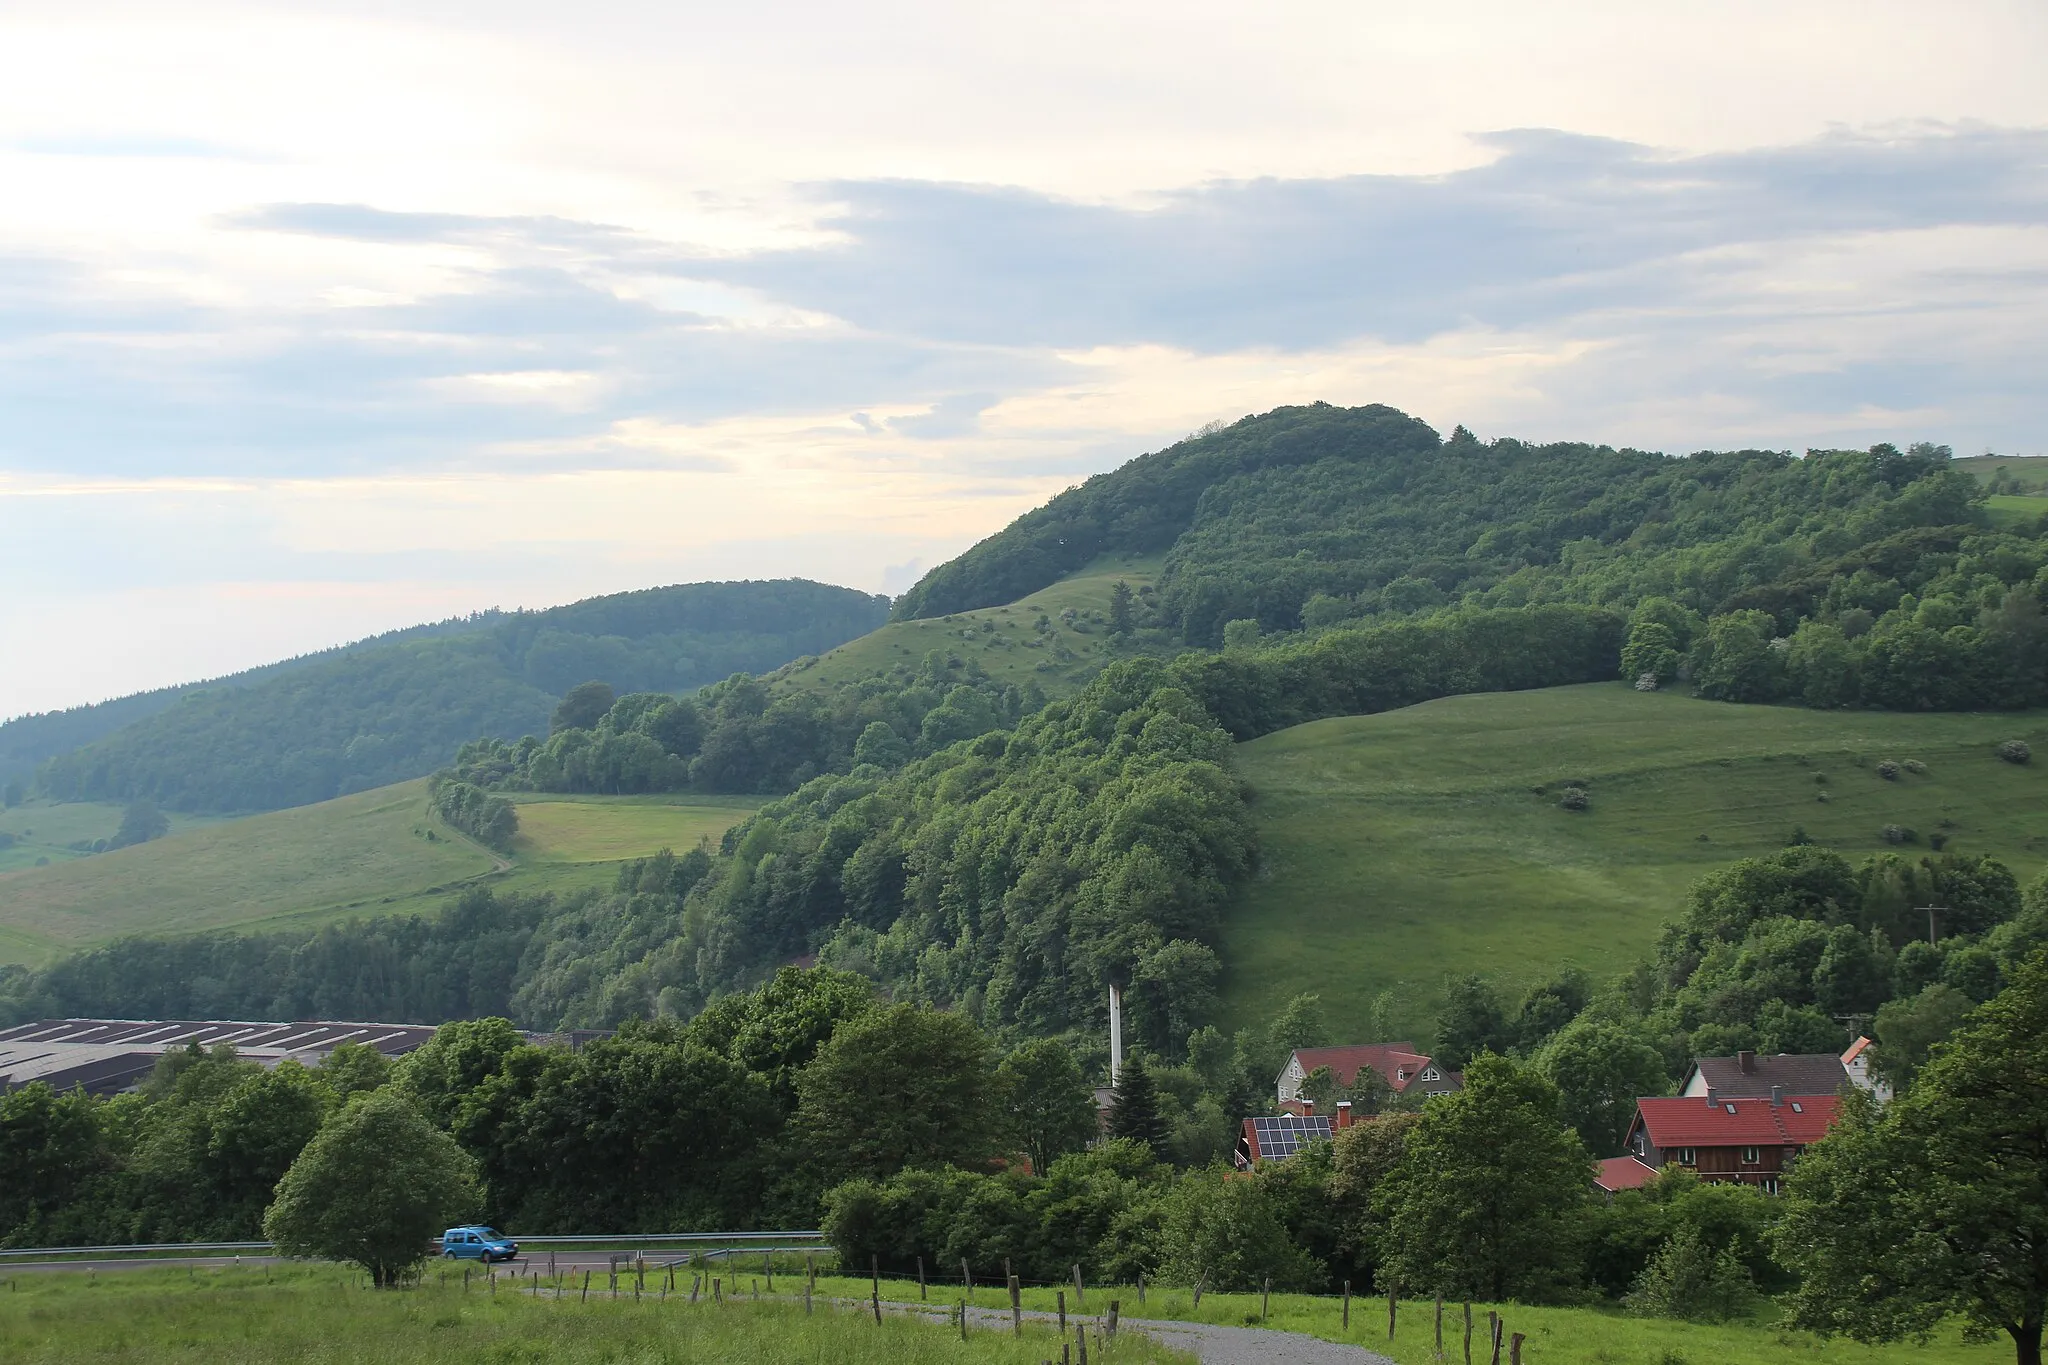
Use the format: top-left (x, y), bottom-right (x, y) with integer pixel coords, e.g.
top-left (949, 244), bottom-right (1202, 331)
top-left (1421, 1067), bottom-right (1440, 1081)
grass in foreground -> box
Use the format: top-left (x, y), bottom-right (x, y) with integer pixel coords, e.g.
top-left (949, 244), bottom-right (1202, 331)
top-left (1222, 683), bottom-right (2048, 1041)
top-left (769, 552), bottom-right (1168, 698)
top-left (817, 1275), bottom-right (2005, 1365)
top-left (0, 1264), bottom-right (1189, 1364)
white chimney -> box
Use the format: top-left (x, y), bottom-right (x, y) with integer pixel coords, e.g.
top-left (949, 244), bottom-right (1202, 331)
top-left (1108, 983), bottom-right (1124, 1085)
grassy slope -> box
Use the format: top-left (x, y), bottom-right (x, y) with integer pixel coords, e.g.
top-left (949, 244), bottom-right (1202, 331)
top-left (0, 1266), bottom-right (1185, 1365)
top-left (770, 552), bottom-right (1167, 698)
top-left (0, 801), bottom-right (223, 875)
top-left (1221, 684), bottom-right (2048, 1043)
top-left (0, 787), bottom-right (757, 968)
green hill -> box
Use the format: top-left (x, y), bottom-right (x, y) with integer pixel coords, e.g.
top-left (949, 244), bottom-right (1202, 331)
top-left (33, 579), bottom-right (887, 815)
top-left (1219, 683), bottom-right (2048, 1043)
top-left (0, 783), bottom-right (757, 967)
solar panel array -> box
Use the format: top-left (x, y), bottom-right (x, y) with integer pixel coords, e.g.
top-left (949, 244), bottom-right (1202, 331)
top-left (1250, 1114), bottom-right (1334, 1160)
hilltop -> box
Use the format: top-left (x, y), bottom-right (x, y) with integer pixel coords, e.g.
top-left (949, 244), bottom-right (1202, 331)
top-left (28, 579), bottom-right (886, 814)
top-left (1220, 684), bottom-right (2048, 1042)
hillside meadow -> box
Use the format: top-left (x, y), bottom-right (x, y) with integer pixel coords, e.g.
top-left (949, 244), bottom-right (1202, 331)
top-left (0, 1264), bottom-right (1187, 1365)
top-left (0, 785), bottom-right (756, 967)
top-left (769, 553), bottom-right (1165, 698)
top-left (1220, 683), bottom-right (2048, 1042)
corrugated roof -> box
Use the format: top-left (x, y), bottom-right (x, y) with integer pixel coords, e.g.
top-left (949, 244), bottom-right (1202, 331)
top-left (1636, 1094), bottom-right (1839, 1148)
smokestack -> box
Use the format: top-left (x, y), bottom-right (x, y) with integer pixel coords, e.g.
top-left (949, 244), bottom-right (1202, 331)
top-left (1738, 1050), bottom-right (1756, 1075)
top-left (1336, 1100), bottom-right (1353, 1130)
top-left (1108, 983), bottom-right (1123, 1085)
top-left (1300, 1097), bottom-right (1315, 1116)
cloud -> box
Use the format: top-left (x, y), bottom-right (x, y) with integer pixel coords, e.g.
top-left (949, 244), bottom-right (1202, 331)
top-left (225, 202), bottom-right (632, 248)
top-left (889, 392), bottom-right (997, 439)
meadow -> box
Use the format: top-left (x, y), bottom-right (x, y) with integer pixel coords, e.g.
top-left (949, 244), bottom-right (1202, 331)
top-left (814, 1274), bottom-right (2005, 1365)
top-left (0, 1264), bottom-right (1187, 1365)
top-left (769, 553), bottom-right (1166, 698)
top-left (0, 785), bottom-right (757, 968)
top-left (0, 801), bottom-right (221, 875)
top-left (1220, 683), bottom-right (2048, 1042)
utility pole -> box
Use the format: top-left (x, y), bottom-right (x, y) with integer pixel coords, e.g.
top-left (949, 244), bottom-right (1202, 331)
top-left (1916, 905), bottom-right (1948, 947)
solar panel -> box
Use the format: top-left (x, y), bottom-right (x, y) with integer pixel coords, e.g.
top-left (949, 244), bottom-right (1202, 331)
top-left (1250, 1115), bottom-right (1334, 1161)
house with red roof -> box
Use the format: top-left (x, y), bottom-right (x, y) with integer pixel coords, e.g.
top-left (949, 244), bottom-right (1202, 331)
top-left (1276, 1043), bottom-right (1462, 1104)
top-left (1625, 1090), bottom-right (1839, 1193)
top-left (1593, 1156), bottom-right (1660, 1196)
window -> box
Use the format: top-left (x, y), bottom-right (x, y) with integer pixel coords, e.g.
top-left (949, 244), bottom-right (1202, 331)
top-left (1674, 1147), bottom-right (1696, 1165)
top-left (1421, 1067), bottom-right (1440, 1081)
top-left (1741, 1146), bottom-right (1761, 1165)
top-left (1761, 1177), bottom-right (1780, 1196)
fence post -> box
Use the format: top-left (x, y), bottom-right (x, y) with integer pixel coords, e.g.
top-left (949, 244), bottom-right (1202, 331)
top-left (1462, 1301), bottom-right (1472, 1365)
top-left (1192, 1273), bottom-right (1205, 1308)
top-left (871, 1277), bottom-right (881, 1325)
top-left (1342, 1280), bottom-right (1350, 1330)
top-left (871, 1254), bottom-right (880, 1308)
top-left (1106, 1300), bottom-right (1120, 1340)
top-left (581, 1270), bottom-right (590, 1303)
top-left (1058, 1289), bottom-right (1067, 1334)
top-left (1510, 1332), bottom-right (1525, 1365)
top-left (1073, 1264), bottom-right (1085, 1310)
top-left (714, 1277), bottom-right (722, 1304)
top-left (1011, 1275), bottom-right (1023, 1336)
top-left (962, 1258), bottom-right (973, 1304)
top-left (690, 1274), bottom-right (700, 1304)
top-left (805, 1273), bottom-right (813, 1315)
top-left (1489, 1312), bottom-right (1503, 1365)
top-left (1435, 1295), bottom-right (1444, 1359)
top-left (1388, 1285), bottom-right (1396, 1341)
top-left (1076, 1323), bottom-right (1089, 1365)
top-left (958, 1299), bottom-right (969, 1340)
top-left (1137, 1271), bottom-right (1145, 1306)
top-left (464, 1267), bottom-right (470, 1293)
top-left (764, 1252), bottom-right (772, 1293)
top-left (1261, 1277), bottom-right (1271, 1322)
top-left (917, 1256), bottom-right (927, 1300)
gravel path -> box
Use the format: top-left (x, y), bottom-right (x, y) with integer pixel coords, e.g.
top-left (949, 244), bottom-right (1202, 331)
top-left (933, 1301), bottom-right (1398, 1365)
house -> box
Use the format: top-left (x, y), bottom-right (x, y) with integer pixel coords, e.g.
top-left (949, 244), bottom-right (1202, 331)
top-left (1276, 1043), bottom-right (1462, 1103)
top-left (1840, 1036), bottom-right (1892, 1103)
top-left (1625, 1090), bottom-right (1839, 1193)
top-left (1680, 1047), bottom-right (1848, 1099)
top-left (1235, 1097), bottom-right (1361, 1168)
top-left (1593, 1156), bottom-right (1660, 1196)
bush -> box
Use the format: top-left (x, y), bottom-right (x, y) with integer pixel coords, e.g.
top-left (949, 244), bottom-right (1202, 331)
top-left (1881, 824), bottom-right (1916, 846)
top-left (1634, 673), bottom-right (1660, 692)
top-left (1876, 761), bottom-right (1900, 781)
top-left (1626, 1225), bottom-right (1762, 1323)
top-left (1998, 740), bottom-right (2031, 765)
top-left (1559, 788), bottom-right (1590, 812)
top-left (1903, 759), bottom-right (1926, 775)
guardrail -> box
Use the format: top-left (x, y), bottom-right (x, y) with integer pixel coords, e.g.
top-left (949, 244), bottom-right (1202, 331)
top-left (0, 1231), bottom-right (825, 1261)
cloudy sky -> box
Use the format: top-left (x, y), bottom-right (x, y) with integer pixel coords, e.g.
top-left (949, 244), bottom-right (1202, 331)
top-left (4, 1), bottom-right (2046, 718)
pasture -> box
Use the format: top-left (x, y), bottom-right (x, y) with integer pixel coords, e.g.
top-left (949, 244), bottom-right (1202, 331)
top-left (1220, 683), bottom-right (2048, 1042)
top-left (0, 1263), bottom-right (1186, 1365)
top-left (0, 786), bottom-right (758, 967)
top-left (770, 553), bottom-right (1166, 698)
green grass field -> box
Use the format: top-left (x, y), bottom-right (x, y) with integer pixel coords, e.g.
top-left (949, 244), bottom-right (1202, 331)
top-left (0, 801), bottom-right (221, 876)
top-left (816, 1275), bottom-right (2005, 1365)
top-left (0, 1264), bottom-right (1187, 1365)
top-left (1983, 493), bottom-right (2048, 530)
top-left (769, 553), bottom-right (1167, 698)
top-left (0, 787), bottom-right (758, 968)
top-left (1957, 453), bottom-right (2048, 492)
top-left (1219, 684), bottom-right (2048, 1043)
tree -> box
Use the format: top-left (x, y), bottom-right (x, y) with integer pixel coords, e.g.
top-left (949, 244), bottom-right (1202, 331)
top-left (1221, 618), bottom-right (1262, 651)
top-left (399, 1018), bottom-right (525, 1129)
top-left (1433, 975), bottom-right (1509, 1071)
top-left (1376, 1055), bottom-right (1593, 1301)
top-left (320, 1042), bottom-right (394, 1101)
top-left (1108, 580), bottom-right (1136, 637)
top-left (1777, 951), bottom-right (2048, 1365)
top-left (1106, 1054), bottom-right (1169, 1157)
top-left (1156, 1167), bottom-right (1320, 1291)
top-left (1539, 1018), bottom-right (1671, 1155)
top-left (851, 720), bottom-right (910, 769)
top-left (201, 1062), bottom-right (331, 1229)
top-left (794, 1003), bottom-right (994, 1182)
top-left (264, 1091), bottom-right (478, 1287)
top-left (1872, 983), bottom-right (1974, 1089)
top-left (1626, 1223), bottom-right (1760, 1322)
top-left (550, 680), bottom-right (616, 735)
top-left (995, 1039), bottom-right (1099, 1175)
top-left (110, 799), bottom-right (169, 850)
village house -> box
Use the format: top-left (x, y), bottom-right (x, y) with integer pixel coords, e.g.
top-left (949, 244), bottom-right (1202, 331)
top-left (1625, 1089), bottom-right (1839, 1193)
top-left (1236, 1096), bottom-right (1362, 1168)
top-left (1275, 1042), bottom-right (1462, 1104)
top-left (1678, 1040), bottom-right (1879, 1100)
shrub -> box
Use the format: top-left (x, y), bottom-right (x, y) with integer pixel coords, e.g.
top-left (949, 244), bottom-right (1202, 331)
top-left (1876, 761), bottom-right (1900, 781)
top-left (1559, 788), bottom-right (1590, 812)
top-left (1626, 1225), bottom-right (1762, 1323)
top-left (1998, 740), bottom-right (2031, 765)
top-left (1634, 673), bottom-right (1660, 692)
top-left (1930, 832), bottom-right (1949, 852)
top-left (1903, 759), bottom-right (1926, 774)
top-left (1881, 824), bottom-right (1916, 846)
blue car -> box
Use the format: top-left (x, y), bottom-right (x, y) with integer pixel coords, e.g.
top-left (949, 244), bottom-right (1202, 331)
top-left (441, 1226), bottom-right (519, 1263)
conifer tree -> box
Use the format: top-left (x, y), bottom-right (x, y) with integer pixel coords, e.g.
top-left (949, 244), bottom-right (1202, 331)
top-left (1107, 1054), bottom-right (1169, 1156)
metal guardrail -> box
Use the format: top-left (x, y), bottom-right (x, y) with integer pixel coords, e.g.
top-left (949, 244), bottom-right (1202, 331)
top-left (0, 1232), bottom-right (825, 1260)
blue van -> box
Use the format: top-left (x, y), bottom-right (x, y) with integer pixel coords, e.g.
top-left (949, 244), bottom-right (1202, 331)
top-left (440, 1226), bottom-right (519, 1263)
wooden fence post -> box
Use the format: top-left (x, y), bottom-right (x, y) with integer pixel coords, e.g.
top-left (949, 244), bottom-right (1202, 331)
top-left (805, 1272), bottom-right (813, 1315)
top-left (1073, 1263), bottom-right (1085, 1310)
top-left (963, 1258), bottom-right (973, 1304)
top-left (917, 1256), bottom-right (927, 1300)
top-left (1057, 1289), bottom-right (1067, 1334)
top-left (1192, 1273), bottom-right (1206, 1308)
top-left (1489, 1313), bottom-right (1503, 1365)
top-left (713, 1276), bottom-right (722, 1304)
top-left (1462, 1301), bottom-right (1472, 1365)
top-left (1076, 1323), bottom-right (1089, 1365)
top-left (1388, 1285), bottom-right (1397, 1340)
top-left (764, 1252), bottom-right (772, 1292)
top-left (1510, 1332), bottom-right (1525, 1365)
top-left (1435, 1295), bottom-right (1444, 1360)
top-left (871, 1254), bottom-right (880, 1306)
top-left (957, 1299), bottom-right (968, 1340)
top-left (1011, 1275), bottom-right (1023, 1336)
top-left (1342, 1280), bottom-right (1350, 1330)
top-left (1137, 1271), bottom-right (1145, 1306)
top-left (1106, 1301), bottom-right (1120, 1340)
top-left (581, 1270), bottom-right (591, 1303)
top-left (1261, 1277), bottom-right (1271, 1322)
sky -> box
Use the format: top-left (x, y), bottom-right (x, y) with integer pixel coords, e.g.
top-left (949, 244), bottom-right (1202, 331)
top-left (3, 0), bottom-right (2047, 719)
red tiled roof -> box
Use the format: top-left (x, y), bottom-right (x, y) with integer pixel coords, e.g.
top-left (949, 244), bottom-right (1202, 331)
top-left (1635, 1094), bottom-right (1839, 1148)
top-left (1595, 1156), bottom-right (1659, 1192)
top-left (1292, 1044), bottom-right (1451, 1092)
top-left (1841, 1036), bottom-right (1873, 1065)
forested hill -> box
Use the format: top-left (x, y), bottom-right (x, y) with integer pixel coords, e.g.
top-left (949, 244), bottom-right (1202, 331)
top-left (0, 615), bottom-right (502, 792)
top-left (891, 402), bottom-right (1986, 646)
top-left (34, 580), bottom-right (888, 813)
